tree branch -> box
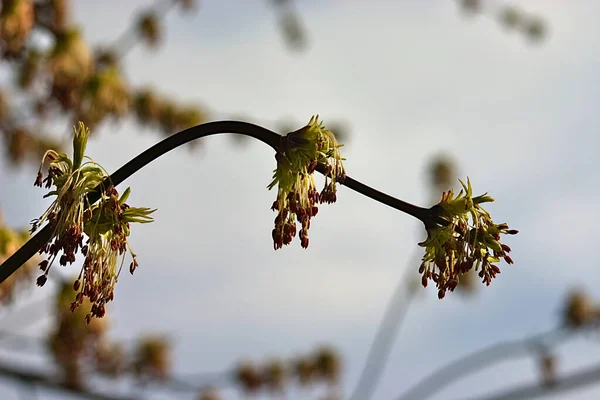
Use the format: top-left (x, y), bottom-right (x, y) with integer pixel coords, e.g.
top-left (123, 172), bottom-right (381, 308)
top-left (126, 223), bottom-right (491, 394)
top-left (349, 248), bottom-right (421, 400)
top-left (0, 360), bottom-right (137, 400)
top-left (461, 361), bottom-right (600, 400)
top-left (394, 328), bottom-right (571, 400)
top-left (0, 120), bottom-right (439, 285)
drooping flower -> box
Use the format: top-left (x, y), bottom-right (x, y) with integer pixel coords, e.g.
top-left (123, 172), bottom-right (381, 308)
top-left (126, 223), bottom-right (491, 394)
top-left (33, 122), bottom-right (155, 321)
top-left (418, 177), bottom-right (518, 298)
top-left (268, 116), bottom-right (345, 249)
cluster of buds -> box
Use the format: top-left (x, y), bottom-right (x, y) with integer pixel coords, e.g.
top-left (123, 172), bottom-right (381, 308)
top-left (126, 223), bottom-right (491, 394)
top-left (46, 28), bottom-right (93, 110)
top-left (132, 336), bottom-right (171, 381)
top-left (268, 115), bottom-right (345, 249)
top-left (418, 178), bottom-right (518, 299)
top-left (234, 346), bottom-right (341, 394)
top-left (132, 88), bottom-right (206, 135)
top-left (562, 290), bottom-right (600, 329)
top-left (33, 122), bottom-right (155, 321)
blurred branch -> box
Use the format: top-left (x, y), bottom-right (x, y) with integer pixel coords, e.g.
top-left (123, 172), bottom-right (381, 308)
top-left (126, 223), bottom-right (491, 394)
top-left (268, 0), bottom-right (308, 51)
top-left (0, 359), bottom-right (136, 400)
top-left (159, 373), bottom-right (233, 393)
top-left (111, 0), bottom-right (180, 59)
top-left (349, 249), bottom-right (420, 400)
top-left (461, 361), bottom-right (600, 400)
top-left (395, 328), bottom-right (571, 400)
top-left (0, 330), bottom-right (44, 352)
top-left (454, 0), bottom-right (547, 43)
top-left (0, 294), bottom-right (52, 331)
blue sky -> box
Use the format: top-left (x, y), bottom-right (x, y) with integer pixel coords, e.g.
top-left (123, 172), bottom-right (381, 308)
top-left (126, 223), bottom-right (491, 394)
top-left (1, 0), bottom-right (600, 399)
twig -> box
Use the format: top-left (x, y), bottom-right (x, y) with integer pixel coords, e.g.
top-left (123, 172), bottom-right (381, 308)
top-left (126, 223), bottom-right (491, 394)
top-left (0, 121), bottom-right (442, 285)
top-left (394, 328), bottom-right (571, 400)
top-left (111, 0), bottom-right (179, 59)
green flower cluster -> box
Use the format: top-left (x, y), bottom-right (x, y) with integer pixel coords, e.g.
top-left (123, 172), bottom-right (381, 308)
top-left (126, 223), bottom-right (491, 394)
top-left (269, 116), bottom-right (345, 249)
top-left (33, 122), bottom-right (155, 321)
top-left (418, 178), bottom-right (518, 298)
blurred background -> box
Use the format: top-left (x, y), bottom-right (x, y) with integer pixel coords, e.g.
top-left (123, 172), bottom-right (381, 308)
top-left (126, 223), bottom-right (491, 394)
top-left (0, 0), bottom-right (599, 399)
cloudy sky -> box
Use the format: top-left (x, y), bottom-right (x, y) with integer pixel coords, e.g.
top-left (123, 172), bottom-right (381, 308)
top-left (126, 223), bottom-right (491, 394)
top-left (1, 0), bottom-right (600, 399)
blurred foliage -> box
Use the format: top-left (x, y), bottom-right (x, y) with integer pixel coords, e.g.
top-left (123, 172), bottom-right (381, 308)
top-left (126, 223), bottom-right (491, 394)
top-left (428, 154), bottom-right (457, 195)
top-left (458, 0), bottom-right (547, 43)
top-left (562, 289), bottom-right (600, 329)
top-left (235, 346), bottom-right (341, 397)
top-left (47, 279), bottom-right (171, 388)
top-left (0, 211), bottom-right (39, 303)
top-left (0, 0), bottom-right (207, 167)
top-left (0, 0), bottom-right (350, 166)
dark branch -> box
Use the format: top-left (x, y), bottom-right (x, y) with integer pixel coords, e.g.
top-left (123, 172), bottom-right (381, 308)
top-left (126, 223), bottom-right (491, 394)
top-left (0, 120), bottom-right (439, 285)
top-left (394, 328), bottom-right (571, 400)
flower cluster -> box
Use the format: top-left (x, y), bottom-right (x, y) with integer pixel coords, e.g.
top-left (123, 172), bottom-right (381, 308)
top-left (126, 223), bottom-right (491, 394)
top-left (418, 178), bottom-right (518, 299)
top-left (268, 116), bottom-right (345, 249)
top-left (33, 122), bottom-right (155, 321)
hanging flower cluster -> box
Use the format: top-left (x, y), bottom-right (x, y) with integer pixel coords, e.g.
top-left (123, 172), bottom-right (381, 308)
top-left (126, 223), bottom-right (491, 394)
top-left (268, 116), bottom-right (345, 249)
top-left (32, 122), bottom-right (155, 321)
top-left (418, 178), bottom-right (518, 299)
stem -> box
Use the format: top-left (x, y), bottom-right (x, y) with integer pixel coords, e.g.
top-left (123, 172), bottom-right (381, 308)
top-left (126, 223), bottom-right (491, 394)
top-left (0, 121), bottom-right (441, 285)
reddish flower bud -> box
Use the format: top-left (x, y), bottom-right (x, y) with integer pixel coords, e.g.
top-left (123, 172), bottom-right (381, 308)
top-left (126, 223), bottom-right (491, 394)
top-left (38, 260), bottom-right (49, 271)
top-left (130, 261), bottom-right (136, 275)
top-left (36, 274), bottom-right (47, 287)
top-left (448, 279), bottom-right (459, 291)
top-left (34, 172), bottom-right (43, 187)
top-left (301, 237), bottom-right (309, 249)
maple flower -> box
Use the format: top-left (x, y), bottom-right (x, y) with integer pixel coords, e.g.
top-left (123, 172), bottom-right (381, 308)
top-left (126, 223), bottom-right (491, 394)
top-left (418, 178), bottom-right (518, 298)
top-left (33, 122), bottom-right (155, 321)
top-left (268, 115), bottom-right (345, 249)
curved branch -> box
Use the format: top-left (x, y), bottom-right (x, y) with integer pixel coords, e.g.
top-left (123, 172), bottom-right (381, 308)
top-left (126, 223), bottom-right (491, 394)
top-left (394, 328), bottom-right (571, 400)
top-left (0, 121), bottom-right (435, 285)
top-left (461, 361), bottom-right (600, 400)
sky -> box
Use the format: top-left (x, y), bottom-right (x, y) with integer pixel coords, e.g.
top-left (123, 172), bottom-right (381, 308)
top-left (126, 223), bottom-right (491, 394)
top-left (1, 0), bottom-right (600, 399)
